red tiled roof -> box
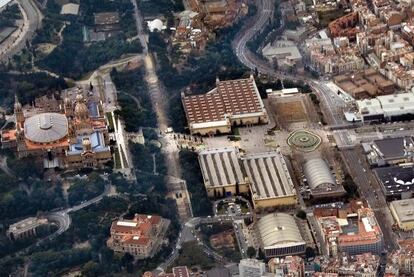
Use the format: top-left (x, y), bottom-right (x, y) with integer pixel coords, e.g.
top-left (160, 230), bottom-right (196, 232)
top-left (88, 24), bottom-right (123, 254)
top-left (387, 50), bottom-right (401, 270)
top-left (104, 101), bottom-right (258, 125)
top-left (182, 77), bottom-right (263, 124)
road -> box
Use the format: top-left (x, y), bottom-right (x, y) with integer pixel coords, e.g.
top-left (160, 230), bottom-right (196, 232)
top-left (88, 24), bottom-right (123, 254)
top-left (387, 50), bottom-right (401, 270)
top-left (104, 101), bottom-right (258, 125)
top-left (0, 0), bottom-right (42, 62)
top-left (341, 149), bottom-right (399, 252)
top-left (233, 0), bottom-right (275, 74)
top-left (46, 182), bottom-right (112, 238)
top-left (130, 0), bottom-right (148, 54)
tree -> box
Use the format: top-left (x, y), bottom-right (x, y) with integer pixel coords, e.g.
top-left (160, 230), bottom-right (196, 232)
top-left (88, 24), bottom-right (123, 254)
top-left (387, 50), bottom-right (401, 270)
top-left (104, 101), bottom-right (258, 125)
top-left (81, 261), bottom-right (100, 277)
top-left (247, 246), bottom-right (256, 258)
top-left (258, 248), bottom-right (266, 260)
top-left (305, 247), bottom-right (316, 258)
top-left (296, 210), bottom-right (307, 220)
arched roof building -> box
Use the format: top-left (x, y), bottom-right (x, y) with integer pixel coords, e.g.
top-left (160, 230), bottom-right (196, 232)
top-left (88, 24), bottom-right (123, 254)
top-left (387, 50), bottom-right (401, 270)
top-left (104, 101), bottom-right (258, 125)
top-left (256, 213), bottom-right (306, 257)
top-left (303, 158), bottom-right (336, 190)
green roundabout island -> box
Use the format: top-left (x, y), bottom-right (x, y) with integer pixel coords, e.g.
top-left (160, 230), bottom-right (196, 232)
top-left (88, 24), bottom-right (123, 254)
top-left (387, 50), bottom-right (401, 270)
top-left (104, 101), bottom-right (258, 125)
top-left (287, 130), bottom-right (322, 152)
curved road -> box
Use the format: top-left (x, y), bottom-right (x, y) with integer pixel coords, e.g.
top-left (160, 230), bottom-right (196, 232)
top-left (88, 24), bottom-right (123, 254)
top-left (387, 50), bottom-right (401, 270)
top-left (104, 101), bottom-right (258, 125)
top-left (0, 0), bottom-right (42, 62)
top-left (233, 0), bottom-right (275, 73)
top-left (46, 183), bottom-right (112, 238)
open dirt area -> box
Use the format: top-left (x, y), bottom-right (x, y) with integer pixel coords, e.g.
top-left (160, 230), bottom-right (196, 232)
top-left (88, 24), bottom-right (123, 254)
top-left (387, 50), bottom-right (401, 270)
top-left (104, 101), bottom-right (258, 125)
top-left (268, 94), bottom-right (319, 130)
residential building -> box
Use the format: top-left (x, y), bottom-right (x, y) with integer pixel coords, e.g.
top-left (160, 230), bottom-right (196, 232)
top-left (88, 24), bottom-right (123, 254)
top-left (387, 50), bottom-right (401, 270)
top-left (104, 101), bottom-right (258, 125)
top-left (268, 256), bottom-right (305, 276)
top-left (333, 69), bottom-right (395, 99)
top-left (314, 200), bottom-right (383, 256)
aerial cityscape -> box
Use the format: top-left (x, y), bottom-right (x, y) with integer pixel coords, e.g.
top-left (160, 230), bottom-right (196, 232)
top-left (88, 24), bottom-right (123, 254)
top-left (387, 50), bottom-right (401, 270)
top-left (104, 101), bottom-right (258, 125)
top-left (0, 0), bottom-right (414, 276)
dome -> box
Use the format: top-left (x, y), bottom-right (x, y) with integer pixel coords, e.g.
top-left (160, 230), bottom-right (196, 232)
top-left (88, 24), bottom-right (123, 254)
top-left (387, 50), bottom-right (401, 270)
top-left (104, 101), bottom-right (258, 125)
top-left (74, 92), bottom-right (89, 120)
top-left (24, 113), bottom-right (68, 143)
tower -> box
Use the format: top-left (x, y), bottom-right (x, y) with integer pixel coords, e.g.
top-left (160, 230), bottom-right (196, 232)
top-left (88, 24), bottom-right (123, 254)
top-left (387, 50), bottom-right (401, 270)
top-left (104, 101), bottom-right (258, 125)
top-left (14, 95), bottom-right (24, 126)
top-left (64, 97), bottom-right (73, 117)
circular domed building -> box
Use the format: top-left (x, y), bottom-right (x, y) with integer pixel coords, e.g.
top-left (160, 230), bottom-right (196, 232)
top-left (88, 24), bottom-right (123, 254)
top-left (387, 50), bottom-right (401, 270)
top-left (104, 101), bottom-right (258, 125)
top-left (2, 92), bottom-right (112, 169)
top-left (24, 113), bottom-right (69, 144)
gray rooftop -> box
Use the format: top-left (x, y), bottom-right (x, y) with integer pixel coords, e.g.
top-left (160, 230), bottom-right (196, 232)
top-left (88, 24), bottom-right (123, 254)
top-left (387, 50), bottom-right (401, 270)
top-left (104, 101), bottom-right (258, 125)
top-left (373, 137), bottom-right (412, 160)
top-left (24, 113), bottom-right (68, 143)
top-left (241, 152), bottom-right (296, 200)
top-left (198, 147), bottom-right (244, 188)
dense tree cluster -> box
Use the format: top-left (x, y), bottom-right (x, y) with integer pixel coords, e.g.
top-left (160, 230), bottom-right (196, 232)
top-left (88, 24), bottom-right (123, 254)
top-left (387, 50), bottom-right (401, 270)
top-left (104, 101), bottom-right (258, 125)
top-left (138, 0), bottom-right (184, 17)
top-left (179, 150), bottom-right (212, 216)
top-left (67, 173), bottom-right (106, 206)
top-left (0, 71), bottom-right (67, 109)
top-left (38, 22), bottom-right (142, 79)
top-left (0, 4), bottom-right (21, 28)
top-left (111, 68), bottom-right (157, 131)
top-left (173, 241), bottom-right (215, 269)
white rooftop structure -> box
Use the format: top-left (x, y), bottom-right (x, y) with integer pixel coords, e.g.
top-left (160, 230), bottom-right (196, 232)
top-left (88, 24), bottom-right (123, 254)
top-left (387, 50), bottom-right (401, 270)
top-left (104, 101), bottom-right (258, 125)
top-left (198, 147), bottom-right (245, 188)
top-left (257, 213), bottom-right (305, 250)
top-left (357, 92), bottom-right (414, 119)
top-left (116, 221), bottom-right (138, 227)
top-left (60, 3), bottom-right (80, 15)
top-left (241, 152), bottom-right (296, 201)
top-left (147, 19), bottom-right (165, 32)
top-left (303, 158), bottom-right (336, 190)
top-left (24, 113), bottom-right (68, 143)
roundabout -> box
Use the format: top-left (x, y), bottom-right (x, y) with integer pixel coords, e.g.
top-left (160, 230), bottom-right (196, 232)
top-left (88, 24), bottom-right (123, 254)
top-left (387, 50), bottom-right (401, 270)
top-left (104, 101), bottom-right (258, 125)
top-left (287, 130), bottom-right (321, 152)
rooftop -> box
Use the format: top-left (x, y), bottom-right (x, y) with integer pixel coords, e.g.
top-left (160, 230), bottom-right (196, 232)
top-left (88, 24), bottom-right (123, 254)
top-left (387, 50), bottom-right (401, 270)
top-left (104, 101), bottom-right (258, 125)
top-left (24, 113), bottom-right (68, 143)
top-left (182, 76), bottom-right (266, 125)
top-left (373, 166), bottom-right (414, 196)
top-left (110, 214), bottom-right (162, 246)
top-left (257, 213), bottom-right (305, 249)
top-left (241, 152), bottom-right (296, 200)
top-left (94, 12), bottom-right (120, 25)
top-left (198, 147), bottom-right (244, 188)
top-left (372, 137), bottom-right (412, 160)
top-left (390, 198), bottom-right (414, 222)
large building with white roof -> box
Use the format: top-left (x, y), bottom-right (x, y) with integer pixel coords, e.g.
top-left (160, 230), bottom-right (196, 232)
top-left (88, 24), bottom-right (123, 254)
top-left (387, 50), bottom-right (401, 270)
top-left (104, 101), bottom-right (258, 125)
top-left (256, 213), bottom-right (306, 258)
top-left (357, 92), bottom-right (414, 122)
top-left (198, 148), bottom-right (297, 208)
top-left (241, 152), bottom-right (297, 208)
top-left (198, 147), bottom-right (249, 197)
